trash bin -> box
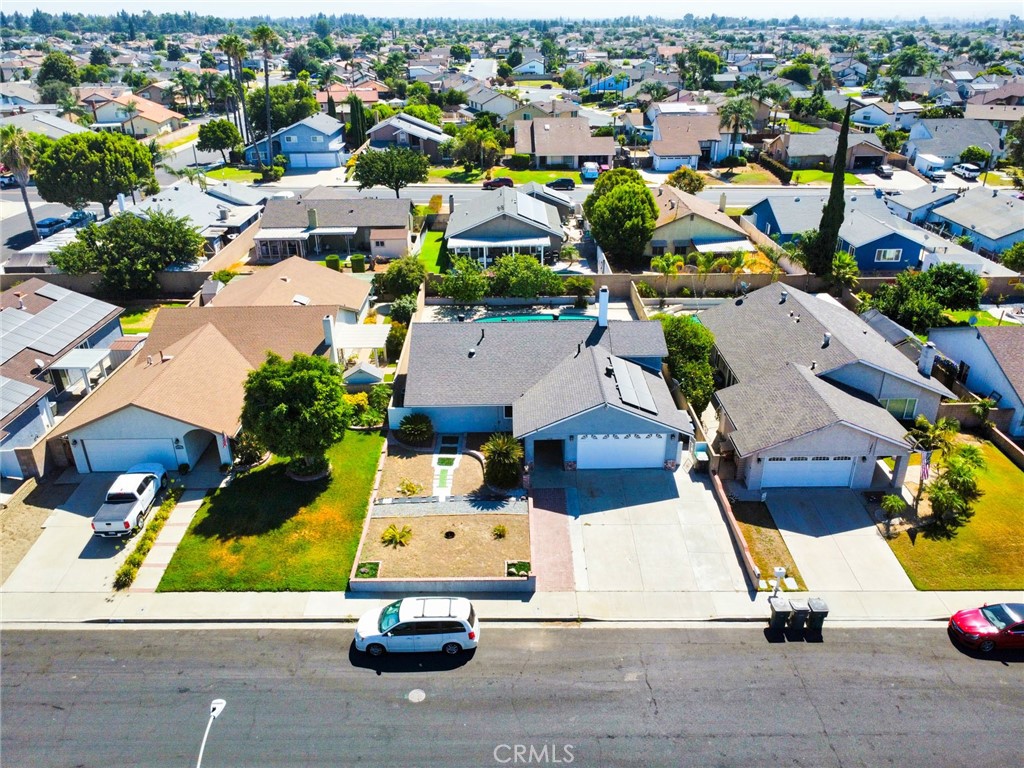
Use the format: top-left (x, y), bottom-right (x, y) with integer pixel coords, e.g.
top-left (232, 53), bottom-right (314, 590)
top-left (807, 597), bottom-right (829, 632)
top-left (788, 599), bottom-right (810, 633)
top-left (768, 597), bottom-right (791, 633)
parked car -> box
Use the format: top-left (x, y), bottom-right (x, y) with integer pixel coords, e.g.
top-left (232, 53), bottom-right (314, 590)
top-left (948, 603), bottom-right (1024, 653)
top-left (580, 162), bottom-right (600, 181)
top-left (91, 463), bottom-right (168, 538)
top-left (618, 102), bottom-right (638, 110)
top-left (874, 164), bottom-right (894, 178)
top-left (67, 210), bottom-right (97, 227)
top-left (540, 83), bottom-right (553, 89)
top-left (862, 88), bottom-right (880, 97)
top-left (36, 217), bottom-right (68, 237)
top-left (546, 177), bottom-right (576, 191)
top-left (354, 596), bottom-right (480, 656)
top-left (924, 168), bottom-right (948, 182)
top-left (0, 174), bottom-right (18, 189)
top-left (483, 176), bottom-right (514, 189)
top-left (952, 163), bottom-right (981, 180)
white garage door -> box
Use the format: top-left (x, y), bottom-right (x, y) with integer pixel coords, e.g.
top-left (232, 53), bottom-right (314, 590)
top-left (305, 153), bottom-right (337, 168)
top-left (289, 153), bottom-right (308, 168)
top-left (576, 434), bottom-right (668, 469)
top-left (761, 456), bottom-right (855, 488)
top-left (83, 439), bottom-right (177, 472)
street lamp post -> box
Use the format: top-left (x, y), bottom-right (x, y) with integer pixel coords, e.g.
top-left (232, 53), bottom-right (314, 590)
top-left (196, 699), bottom-right (226, 768)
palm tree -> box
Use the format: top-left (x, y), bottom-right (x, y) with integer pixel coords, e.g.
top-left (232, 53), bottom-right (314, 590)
top-left (172, 69), bottom-right (200, 114)
top-left (199, 71), bottom-right (222, 109)
top-left (883, 75), bottom-right (908, 103)
top-left (217, 34), bottom-right (244, 137)
top-left (721, 249), bottom-right (749, 293)
top-left (651, 252), bottom-right (684, 299)
top-left (828, 250), bottom-right (860, 296)
top-left (250, 24), bottom-right (280, 171)
top-left (0, 125), bottom-right (40, 241)
top-left (695, 251), bottom-right (726, 298)
top-left (718, 97), bottom-right (755, 158)
top-left (761, 82), bottom-right (790, 132)
top-left (481, 433), bottom-right (523, 489)
top-left (162, 164), bottom-right (208, 191)
top-left (57, 92), bottom-right (87, 122)
top-left (119, 98), bottom-right (140, 138)
top-left (879, 494), bottom-right (905, 538)
top-left (908, 415), bottom-right (960, 511)
top-left (969, 398), bottom-right (995, 429)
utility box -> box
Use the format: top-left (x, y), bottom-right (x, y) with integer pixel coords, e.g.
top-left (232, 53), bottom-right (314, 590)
top-left (807, 597), bottom-right (829, 632)
top-left (768, 597), bottom-right (791, 632)
top-left (787, 598), bottom-right (810, 633)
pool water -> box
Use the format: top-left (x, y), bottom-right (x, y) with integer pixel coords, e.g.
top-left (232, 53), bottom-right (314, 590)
top-left (474, 313), bottom-right (593, 323)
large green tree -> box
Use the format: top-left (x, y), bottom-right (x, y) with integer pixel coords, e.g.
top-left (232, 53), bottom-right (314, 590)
top-left (582, 168), bottom-right (647, 220)
top-left (489, 254), bottom-right (563, 298)
top-left (804, 102), bottom-right (851, 275)
top-left (658, 314), bottom-right (717, 415)
top-left (241, 352), bottom-right (350, 474)
top-left (34, 132), bottom-right (155, 218)
top-left (245, 83), bottom-right (319, 142)
top-left (36, 51), bottom-right (79, 86)
top-left (1005, 117), bottom-right (1024, 168)
top-left (346, 93), bottom-right (369, 148)
top-left (197, 118), bottom-right (242, 163)
top-left (439, 257), bottom-right (489, 303)
top-left (586, 181), bottom-right (657, 270)
top-left (353, 146), bottom-right (428, 198)
top-left (51, 210), bottom-right (205, 296)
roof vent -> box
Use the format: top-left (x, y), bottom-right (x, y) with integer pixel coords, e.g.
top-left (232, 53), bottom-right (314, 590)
top-left (822, 332), bottom-right (831, 348)
top-left (146, 355), bottom-right (153, 366)
top-left (810, 360), bottom-right (817, 370)
top-left (468, 347), bottom-right (476, 358)
top-left (780, 290), bottom-right (789, 304)
top-left (280, 276), bottom-right (290, 282)
top-left (292, 294), bottom-right (310, 306)
top-left (34, 358), bottom-right (46, 371)
top-left (794, 197), bottom-right (800, 202)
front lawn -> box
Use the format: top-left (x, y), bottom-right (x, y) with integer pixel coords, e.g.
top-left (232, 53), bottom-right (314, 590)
top-left (978, 171), bottom-right (1011, 187)
top-left (887, 439), bottom-right (1024, 590)
top-left (719, 167), bottom-right (779, 185)
top-left (732, 501), bottom-right (807, 591)
top-left (120, 302), bottom-right (188, 334)
top-left (792, 170), bottom-right (863, 186)
top-left (205, 167), bottom-right (262, 183)
top-left (428, 166), bottom-right (581, 185)
top-left (428, 166), bottom-right (485, 184)
top-left (158, 432), bottom-right (384, 592)
top-left (785, 119), bottom-right (821, 134)
top-left (419, 231), bottom-right (445, 273)
top-left (500, 169), bottom-right (580, 184)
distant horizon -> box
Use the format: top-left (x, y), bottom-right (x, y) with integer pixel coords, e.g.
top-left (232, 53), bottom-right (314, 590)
top-left (2, 0), bottom-right (1020, 22)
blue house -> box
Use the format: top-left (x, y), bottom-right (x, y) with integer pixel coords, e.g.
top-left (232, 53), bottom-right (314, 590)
top-left (245, 113), bottom-right (349, 169)
top-left (742, 191), bottom-right (891, 244)
top-left (837, 210), bottom-right (929, 274)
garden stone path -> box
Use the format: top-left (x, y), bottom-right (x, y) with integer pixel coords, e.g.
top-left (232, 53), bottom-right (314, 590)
top-left (431, 436), bottom-right (465, 499)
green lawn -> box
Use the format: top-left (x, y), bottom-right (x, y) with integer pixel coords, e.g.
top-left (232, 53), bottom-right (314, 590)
top-left (785, 119), bottom-right (821, 134)
top-left (516, 79), bottom-right (559, 87)
top-left (721, 169), bottom-right (779, 185)
top-left (978, 171), bottom-right (1012, 187)
top-left (888, 439), bottom-right (1024, 590)
top-left (419, 231), bottom-right (445, 273)
top-left (158, 130), bottom-right (200, 150)
top-left (428, 166), bottom-right (485, 184)
top-left (158, 432), bottom-right (384, 592)
top-left (120, 302), bottom-right (187, 334)
top-left (428, 166), bottom-right (579, 185)
top-left (205, 167), bottom-right (262, 182)
top-left (791, 170), bottom-right (864, 186)
top-left (942, 310), bottom-right (1001, 328)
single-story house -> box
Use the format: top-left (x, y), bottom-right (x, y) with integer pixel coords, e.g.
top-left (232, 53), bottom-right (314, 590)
top-left (648, 114), bottom-right (728, 171)
top-left (253, 192), bottom-right (413, 262)
top-left (500, 100), bottom-right (579, 132)
top-left (56, 305), bottom-right (332, 474)
top-left (646, 186), bottom-right (753, 258)
top-left (134, 80), bottom-right (178, 108)
top-left (390, 291), bottom-right (694, 470)
top-left (513, 117), bottom-right (615, 170)
top-left (698, 284), bottom-right (954, 491)
top-left (927, 326), bottom-right (1024, 438)
top-left (209, 256), bottom-right (371, 324)
top-left (0, 110), bottom-right (89, 140)
top-left (926, 187), bottom-right (1024, 256)
top-left (905, 118), bottom-right (1004, 170)
top-left (445, 187), bottom-right (565, 266)
top-left (762, 128), bottom-right (887, 170)
top-left (315, 83), bottom-right (380, 117)
top-left (884, 184), bottom-right (959, 224)
top-left (1, 280), bottom-right (124, 479)
top-left (367, 113), bottom-right (448, 163)
top-left (245, 113), bottom-right (348, 169)
top-left (0, 82), bottom-right (40, 107)
top-left (742, 191), bottom-right (891, 244)
top-left (90, 93), bottom-right (183, 137)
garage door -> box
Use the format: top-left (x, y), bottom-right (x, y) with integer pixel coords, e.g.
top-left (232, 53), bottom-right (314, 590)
top-left (761, 456), bottom-right (855, 488)
top-left (576, 434), bottom-right (668, 469)
top-left (305, 153), bottom-right (338, 168)
top-left (82, 439), bottom-right (177, 472)
top-left (853, 155), bottom-right (882, 169)
top-left (289, 153), bottom-right (308, 168)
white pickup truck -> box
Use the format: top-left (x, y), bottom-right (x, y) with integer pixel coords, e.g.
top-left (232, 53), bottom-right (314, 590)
top-left (91, 464), bottom-right (168, 538)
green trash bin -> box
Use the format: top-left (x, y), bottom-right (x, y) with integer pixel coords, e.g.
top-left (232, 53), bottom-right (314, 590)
top-left (807, 597), bottom-right (829, 632)
top-left (768, 597), bottom-right (790, 633)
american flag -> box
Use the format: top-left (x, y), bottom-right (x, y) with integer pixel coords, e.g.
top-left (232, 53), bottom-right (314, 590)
top-left (920, 450), bottom-right (932, 482)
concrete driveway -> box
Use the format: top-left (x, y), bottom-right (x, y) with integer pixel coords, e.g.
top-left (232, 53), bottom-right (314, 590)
top-left (533, 467), bottom-right (748, 592)
top-left (766, 490), bottom-right (914, 592)
top-left (2, 474), bottom-right (136, 594)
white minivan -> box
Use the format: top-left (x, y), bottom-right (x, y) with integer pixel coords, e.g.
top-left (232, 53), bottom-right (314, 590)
top-left (354, 596), bottom-right (479, 656)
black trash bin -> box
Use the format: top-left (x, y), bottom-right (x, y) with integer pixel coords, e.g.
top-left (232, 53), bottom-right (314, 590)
top-left (787, 599), bottom-right (810, 634)
top-left (807, 597), bottom-right (829, 633)
top-left (768, 597), bottom-right (790, 633)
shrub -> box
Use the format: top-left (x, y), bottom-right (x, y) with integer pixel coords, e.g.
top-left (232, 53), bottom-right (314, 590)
top-left (482, 432), bottom-right (523, 489)
top-left (635, 280), bottom-right (658, 298)
top-left (233, 431), bottom-right (267, 466)
top-left (368, 383), bottom-right (392, 413)
top-left (210, 269), bottom-right (237, 284)
top-left (389, 293), bottom-right (418, 324)
top-left (759, 155), bottom-right (793, 184)
top-left (350, 254), bottom-right (366, 273)
top-left (563, 275), bottom-right (594, 308)
top-left (379, 255), bottom-right (425, 296)
top-left (381, 523), bottom-right (413, 547)
top-left (344, 391), bottom-right (369, 415)
top-left (325, 254), bottom-right (340, 271)
top-left (492, 524), bottom-right (507, 540)
top-left (385, 322), bottom-right (407, 361)
top-left (720, 155), bottom-right (746, 168)
top-left (359, 408), bottom-right (383, 427)
top-left (397, 478), bottom-right (423, 496)
top-left (398, 412), bottom-right (434, 446)
top-left (506, 560), bottom-right (531, 576)
top-left (506, 153), bottom-right (532, 171)
top-left (355, 561), bottom-right (379, 578)
top-left (428, 194), bottom-right (443, 213)
top-left (260, 165), bottom-right (284, 182)
top-left (113, 483), bottom-right (183, 590)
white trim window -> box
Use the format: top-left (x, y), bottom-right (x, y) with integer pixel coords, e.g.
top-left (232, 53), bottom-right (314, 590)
top-left (284, 135), bottom-right (297, 144)
top-left (875, 248), bottom-right (902, 262)
top-left (310, 135), bottom-right (323, 143)
top-left (880, 398), bottom-right (917, 419)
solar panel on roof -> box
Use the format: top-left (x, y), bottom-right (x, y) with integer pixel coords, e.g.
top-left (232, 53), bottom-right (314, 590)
top-left (0, 375), bottom-right (43, 420)
top-left (34, 283), bottom-right (72, 301)
top-left (514, 192), bottom-right (549, 226)
top-left (0, 292), bottom-right (115, 364)
top-left (611, 357), bottom-right (639, 408)
top-left (626, 362), bottom-right (658, 414)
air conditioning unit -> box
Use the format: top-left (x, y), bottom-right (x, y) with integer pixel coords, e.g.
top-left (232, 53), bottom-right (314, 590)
top-left (48, 400), bottom-right (59, 418)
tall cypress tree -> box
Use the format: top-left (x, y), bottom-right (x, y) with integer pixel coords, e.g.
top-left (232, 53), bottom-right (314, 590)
top-left (326, 93), bottom-right (337, 118)
top-left (346, 94), bottom-right (366, 148)
top-left (806, 101), bottom-right (851, 275)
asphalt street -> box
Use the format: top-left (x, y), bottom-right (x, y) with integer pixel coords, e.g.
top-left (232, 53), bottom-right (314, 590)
top-left (2, 626), bottom-right (1021, 767)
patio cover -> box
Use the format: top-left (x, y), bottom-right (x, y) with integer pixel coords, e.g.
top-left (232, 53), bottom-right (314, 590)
top-left (334, 323), bottom-right (391, 350)
top-left (693, 239), bottom-right (756, 253)
top-left (254, 228), bottom-right (310, 240)
top-left (448, 236), bottom-right (549, 248)
top-left (311, 226), bottom-right (357, 235)
top-left (49, 347), bottom-right (110, 371)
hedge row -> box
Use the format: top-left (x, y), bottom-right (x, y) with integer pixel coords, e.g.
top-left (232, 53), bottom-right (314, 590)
top-left (113, 483), bottom-right (185, 590)
top-left (759, 155), bottom-right (793, 184)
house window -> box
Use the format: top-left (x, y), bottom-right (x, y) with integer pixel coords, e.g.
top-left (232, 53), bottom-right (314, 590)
top-left (310, 135), bottom-right (323, 143)
top-left (504, 406), bottom-right (513, 418)
top-left (875, 248), bottom-right (902, 262)
top-left (522, 112), bottom-right (531, 120)
top-left (374, 240), bottom-right (385, 248)
top-left (879, 398), bottom-right (917, 419)
top-left (651, 245), bottom-right (666, 256)
top-left (284, 135), bottom-right (297, 143)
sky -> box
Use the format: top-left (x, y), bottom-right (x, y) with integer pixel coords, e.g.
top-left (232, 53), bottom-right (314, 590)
top-left (3, 0), bottom-right (1020, 20)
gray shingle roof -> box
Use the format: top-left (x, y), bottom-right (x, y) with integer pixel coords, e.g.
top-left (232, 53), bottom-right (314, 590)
top-left (784, 128), bottom-right (883, 158)
top-left (928, 187), bottom-right (1024, 240)
top-left (259, 196), bottom-right (410, 229)
top-left (884, 184), bottom-right (958, 213)
top-left (910, 119), bottom-right (1002, 159)
top-left (750, 191), bottom-right (890, 236)
top-left (402, 320), bottom-right (667, 408)
top-left (512, 345), bottom-right (692, 437)
top-left (716, 362), bottom-right (911, 456)
top-left (446, 187), bottom-right (562, 239)
top-left (697, 284), bottom-right (953, 398)
top-left (979, 327), bottom-right (1024, 404)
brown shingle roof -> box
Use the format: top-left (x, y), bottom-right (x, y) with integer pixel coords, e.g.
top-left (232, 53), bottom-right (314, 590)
top-left (514, 117), bottom-right (615, 157)
top-left (650, 114), bottom-right (722, 156)
top-left (211, 257), bottom-right (370, 312)
top-left (653, 185), bottom-right (746, 234)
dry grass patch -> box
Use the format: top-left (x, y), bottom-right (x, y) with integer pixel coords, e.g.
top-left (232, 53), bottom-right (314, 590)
top-left (452, 456), bottom-right (486, 495)
top-left (1, 481), bottom-right (75, 584)
top-left (361, 514), bottom-right (529, 578)
top-left (732, 501), bottom-right (807, 591)
top-left (379, 448), bottom-right (435, 497)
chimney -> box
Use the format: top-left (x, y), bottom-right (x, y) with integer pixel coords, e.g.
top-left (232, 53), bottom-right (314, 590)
top-left (598, 285), bottom-right (609, 327)
top-left (780, 289), bottom-right (789, 304)
top-left (918, 341), bottom-right (937, 378)
top-left (15, 293), bottom-right (24, 310)
top-left (218, 207), bottom-right (229, 221)
top-left (719, 192), bottom-right (727, 213)
top-left (323, 315), bottom-right (339, 364)
top-left (308, 207), bottom-right (319, 229)
top-left (468, 348), bottom-right (476, 358)
top-left (448, 194), bottom-right (455, 215)
top-left (822, 332), bottom-right (831, 348)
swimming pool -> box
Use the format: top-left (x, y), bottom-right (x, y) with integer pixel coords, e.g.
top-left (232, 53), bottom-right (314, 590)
top-left (474, 313), bottom-right (593, 323)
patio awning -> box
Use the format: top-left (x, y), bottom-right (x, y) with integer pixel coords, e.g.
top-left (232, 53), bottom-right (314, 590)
top-left (254, 228), bottom-right (310, 241)
top-left (50, 347), bottom-right (110, 371)
top-left (448, 236), bottom-right (549, 249)
top-left (311, 226), bottom-right (357, 235)
top-left (333, 323), bottom-right (391, 350)
top-left (693, 239), bottom-right (756, 253)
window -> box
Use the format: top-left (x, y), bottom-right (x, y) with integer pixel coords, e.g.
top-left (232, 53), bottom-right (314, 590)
top-left (767, 457), bottom-right (786, 462)
top-left (522, 112), bottom-right (532, 120)
top-left (811, 456), bottom-right (829, 461)
top-left (875, 248), bottom-right (902, 262)
top-left (880, 398), bottom-right (917, 419)
top-left (374, 240), bottom-right (385, 248)
top-left (504, 406), bottom-right (513, 418)
top-left (789, 456), bottom-right (808, 462)
top-left (651, 245), bottom-right (666, 256)
top-left (284, 135), bottom-right (297, 143)
top-left (310, 135), bottom-right (322, 143)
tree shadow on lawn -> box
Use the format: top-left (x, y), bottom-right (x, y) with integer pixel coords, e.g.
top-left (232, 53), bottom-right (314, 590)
top-left (191, 463), bottom-right (329, 541)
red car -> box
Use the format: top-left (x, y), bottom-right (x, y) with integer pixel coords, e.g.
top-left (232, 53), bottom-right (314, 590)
top-left (483, 177), bottom-right (513, 189)
top-left (948, 603), bottom-right (1024, 653)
